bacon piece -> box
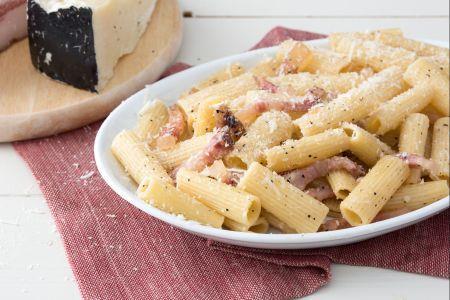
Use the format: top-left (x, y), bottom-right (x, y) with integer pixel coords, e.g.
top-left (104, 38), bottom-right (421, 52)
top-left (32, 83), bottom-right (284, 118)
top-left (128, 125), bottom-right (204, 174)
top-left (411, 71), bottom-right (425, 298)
top-left (319, 218), bottom-right (351, 231)
top-left (306, 181), bottom-right (335, 201)
top-left (221, 171), bottom-right (243, 186)
top-left (396, 152), bottom-right (437, 175)
top-left (156, 105), bottom-right (186, 150)
top-left (373, 208), bottom-right (412, 221)
top-left (255, 76), bottom-right (279, 93)
top-left (320, 207), bottom-right (411, 231)
top-left (284, 156), bottom-right (365, 191)
top-left (235, 87), bottom-right (328, 125)
top-left (176, 109), bottom-right (245, 174)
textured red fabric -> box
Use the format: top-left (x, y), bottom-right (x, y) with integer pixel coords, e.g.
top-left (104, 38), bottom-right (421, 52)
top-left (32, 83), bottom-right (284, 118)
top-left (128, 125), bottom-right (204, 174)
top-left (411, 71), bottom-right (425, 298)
top-left (13, 27), bottom-right (449, 300)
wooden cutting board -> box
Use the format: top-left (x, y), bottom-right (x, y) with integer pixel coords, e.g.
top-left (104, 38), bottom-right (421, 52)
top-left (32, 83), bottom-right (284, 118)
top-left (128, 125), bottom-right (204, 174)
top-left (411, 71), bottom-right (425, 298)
top-left (0, 0), bottom-right (182, 142)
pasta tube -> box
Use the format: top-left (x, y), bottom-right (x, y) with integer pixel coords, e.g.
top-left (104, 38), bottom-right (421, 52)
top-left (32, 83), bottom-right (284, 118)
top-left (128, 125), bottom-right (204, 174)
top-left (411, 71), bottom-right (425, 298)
top-left (153, 133), bottom-right (212, 170)
top-left (398, 113), bottom-right (430, 183)
top-left (342, 123), bottom-right (394, 166)
top-left (238, 162), bottom-right (329, 233)
top-left (192, 97), bottom-right (223, 136)
top-left (134, 99), bottom-right (168, 141)
top-left (431, 117), bottom-right (450, 180)
top-left (340, 156), bottom-right (410, 226)
top-left (323, 198), bottom-right (342, 213)
top-left (382, 181), bottom-right (449, 212)
top-left (111, 130), bottom-right (172, 185)
top-left (404, 58), bottom-right (449, 116)
top-left (270, 72), bottom-right (364, 96)
top-left (304, 48), bottom-right (350, 74)
top-left (334, 30), bottom-right (449, 58)
top-left (365, 84), bottom-right (433, 135)
top-left (176, 168), bottom-right (261, 225)
top-left (138, 176), bottom-right (224, 228)
top-left (327, 170), bottom-right (357, 200)
top-left (295, 66), bottom-right (406, 136)
top-left (178, 73), bottom-right (258, 126)
top-left (223, 217), bottom-right (269, 233)
top-left (261, 209), bottom-right (296, 233)
top-left (330, 35), bottom-right (417, 71)
top-left (226, 111), bottom-right (293, 168)
top-left (266, 128), bottom-right (350, 173)
top-left (185, 63), bottom-right (245, 96)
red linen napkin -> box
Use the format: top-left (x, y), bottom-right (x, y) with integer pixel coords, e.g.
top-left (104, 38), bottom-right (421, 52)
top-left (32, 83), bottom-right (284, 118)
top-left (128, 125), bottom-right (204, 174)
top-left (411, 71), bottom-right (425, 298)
top-left (13, 27), bottom-right (449, 300)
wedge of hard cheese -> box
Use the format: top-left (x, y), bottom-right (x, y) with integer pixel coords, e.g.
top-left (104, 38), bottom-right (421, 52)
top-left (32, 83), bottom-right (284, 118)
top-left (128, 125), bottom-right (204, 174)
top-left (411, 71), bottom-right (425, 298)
top-left (28, 0), bottom-right (158, 92)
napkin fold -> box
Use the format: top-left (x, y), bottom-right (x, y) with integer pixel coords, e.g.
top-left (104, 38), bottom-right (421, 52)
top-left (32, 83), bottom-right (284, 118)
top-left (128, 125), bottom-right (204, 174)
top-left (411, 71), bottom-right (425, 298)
top-left (14, 27), bottom-right (449, 300)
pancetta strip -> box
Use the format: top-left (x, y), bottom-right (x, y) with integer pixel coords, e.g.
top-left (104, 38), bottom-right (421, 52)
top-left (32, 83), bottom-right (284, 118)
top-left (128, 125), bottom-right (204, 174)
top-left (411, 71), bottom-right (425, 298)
top-left (396, 152), bottom-right (437, 175)
top-left (177, 109), bottom-right (245, 174)
top-left (320, 207), bottom-right (411, 231)
top-left (235, 87), bottom-right (328, 125)
top-left (156, 105), bottom-right (186, 150)
top-left (255, 76), bottom-right (279, 93)
top-left (283, 156), bottom-right (365, 191)
top-left (306, 182), bottom-right (335, 201)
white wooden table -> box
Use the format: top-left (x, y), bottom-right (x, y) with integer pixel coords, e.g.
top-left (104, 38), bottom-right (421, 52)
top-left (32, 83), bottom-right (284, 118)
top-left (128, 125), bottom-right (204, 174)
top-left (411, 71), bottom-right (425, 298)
top-left (0, 1), bottom-right (449, 299)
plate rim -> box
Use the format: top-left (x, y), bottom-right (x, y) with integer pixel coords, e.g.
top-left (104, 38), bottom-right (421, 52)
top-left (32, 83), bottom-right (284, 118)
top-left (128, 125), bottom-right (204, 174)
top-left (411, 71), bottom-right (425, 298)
top-left (94, 37), bottom-right (449, 247)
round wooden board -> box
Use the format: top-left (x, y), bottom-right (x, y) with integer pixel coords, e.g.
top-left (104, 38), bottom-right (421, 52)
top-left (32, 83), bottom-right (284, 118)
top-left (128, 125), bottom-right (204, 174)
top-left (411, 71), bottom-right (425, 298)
top-left (0, 0), bottom-right (182, 142)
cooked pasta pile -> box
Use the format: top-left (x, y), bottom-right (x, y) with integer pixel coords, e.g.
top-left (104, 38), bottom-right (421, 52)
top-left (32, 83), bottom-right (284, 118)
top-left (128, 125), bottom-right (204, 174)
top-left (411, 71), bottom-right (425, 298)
top-left (112, 29), bottom-right (449, 234)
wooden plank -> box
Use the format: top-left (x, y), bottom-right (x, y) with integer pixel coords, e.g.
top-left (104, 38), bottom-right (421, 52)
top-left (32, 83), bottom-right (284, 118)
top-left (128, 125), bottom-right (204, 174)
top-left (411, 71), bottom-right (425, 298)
top-left (177, 18), bottom-right (449, 65)
top-left (179, 0), bottom-right (449, 17)
top-left (0, 0), bottom-right (182, 142)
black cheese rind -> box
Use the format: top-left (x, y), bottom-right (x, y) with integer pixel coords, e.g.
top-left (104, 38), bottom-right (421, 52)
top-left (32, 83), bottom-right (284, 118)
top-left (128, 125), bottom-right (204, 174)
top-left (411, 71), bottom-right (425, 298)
top-left (28, 0), bottom-right (98, 92)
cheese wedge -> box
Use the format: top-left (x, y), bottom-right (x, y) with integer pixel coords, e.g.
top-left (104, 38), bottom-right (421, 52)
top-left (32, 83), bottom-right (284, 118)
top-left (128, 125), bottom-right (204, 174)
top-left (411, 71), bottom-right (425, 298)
top-left (28, 0), bottom-right (158, 92)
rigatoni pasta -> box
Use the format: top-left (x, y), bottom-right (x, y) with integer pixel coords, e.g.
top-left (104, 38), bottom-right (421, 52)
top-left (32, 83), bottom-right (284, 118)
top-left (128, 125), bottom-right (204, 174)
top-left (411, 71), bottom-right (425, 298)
top-left (365, 84), bottom-right (433, 135)
top-left (341, 122), bottom-right (394, 166)
top-left (270, 72), bottom-right (364, 96)
top-left (430, 117), bottom-right (450, 180)
top-left (266, 128), bottom-right (350, 172)
top-left (398, 113), bottom-right (430, 183)
top-left (134, 99), bottom-right (168, 141)
top-left (327, 170), bottom-right (357, 200)
top-left (111, 30), bottom-right (449, 235)
top-left (304, 48), bottom-right (350, 74)
top-left (261, 209), bottom-right (296, 233)
top-left (138, 176), bottom-right (224, 228)
top-left (153, 133), bottom-right (213, 171)
top-left (178, 73), bottom-right (258, 126)
top-left (340, 156), bottom-right (410, 226)
top-left (330, 35), bottom-right (417, 71)
top-left (111, 130), bottom-right (172, 185)
top-left (176, 168), bottom-right (261, 225)
top-left (295, 66), bottom-right (406, 136)
top-left (403, 58), bottom-right (449, 116)
top-left (238, 162), bottom-right (329, 233)
top-left (226, 111), bottom-right (293, 167)
top-left (223, 217), bottom-right (269, 233)
top-left (382, 181), bottom-right (449, 212)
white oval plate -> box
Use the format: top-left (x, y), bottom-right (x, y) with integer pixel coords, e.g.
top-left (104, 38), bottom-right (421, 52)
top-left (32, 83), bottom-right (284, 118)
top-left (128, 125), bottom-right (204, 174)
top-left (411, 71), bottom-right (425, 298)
top-left (95, 38), bottom-right (449, 249)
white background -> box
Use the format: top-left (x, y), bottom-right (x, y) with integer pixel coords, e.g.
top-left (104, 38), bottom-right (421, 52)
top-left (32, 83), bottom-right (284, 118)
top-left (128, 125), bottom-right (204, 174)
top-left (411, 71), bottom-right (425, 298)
top-left (0, 0), bottom-right (449, 299)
